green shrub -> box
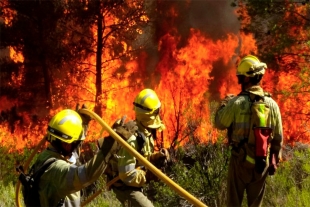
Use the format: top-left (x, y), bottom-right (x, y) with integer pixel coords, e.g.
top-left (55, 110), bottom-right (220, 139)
top-left (264, 145), bottom-right (310, 207)
top-left (0, 181), bottom-right (15, 206)
top-left (147, 136), bottom-right (230, 207)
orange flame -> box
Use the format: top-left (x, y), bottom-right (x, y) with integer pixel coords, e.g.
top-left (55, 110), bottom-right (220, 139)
top-left (2, 1), bottom-right (310, 152)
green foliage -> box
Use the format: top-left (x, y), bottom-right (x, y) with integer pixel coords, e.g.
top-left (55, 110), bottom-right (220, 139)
top-left (0, 143), bottom-right (35, 186)
top-left (81, 175), bottom-right (122, 207)
top-left (147, 137), bottom-right (230, 207)
top-left (147, 139), bottom-right (310, 207)
top-left (1, 139), bottom-right (310, 206)
top-left (0, 181), bottom-right (15, 206)
top-left (264, 145), bottom-right (310, 207)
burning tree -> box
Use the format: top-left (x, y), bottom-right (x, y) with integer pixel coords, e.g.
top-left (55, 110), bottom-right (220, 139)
top-left (0, 0), bottom-right (149, 147)
top-left (63, 0), bottom-right (149, 116)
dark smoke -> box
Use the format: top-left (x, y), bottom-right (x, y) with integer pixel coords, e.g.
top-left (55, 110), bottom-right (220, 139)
top-left (136, 0), bottom-right (241, 96)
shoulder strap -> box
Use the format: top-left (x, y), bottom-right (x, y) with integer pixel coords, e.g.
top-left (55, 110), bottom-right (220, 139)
top-left (136, 131), bottom-right (146, 154)
top-left (32, 158), bottom-right (57, 181)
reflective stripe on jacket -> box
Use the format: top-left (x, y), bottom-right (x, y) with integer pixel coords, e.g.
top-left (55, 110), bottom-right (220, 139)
top-left (117, 122), bottom-right (155, 188)
top-left (215, 86), bottom-right (283, 158)
top-left (34, 146), bottom-right (108, 207)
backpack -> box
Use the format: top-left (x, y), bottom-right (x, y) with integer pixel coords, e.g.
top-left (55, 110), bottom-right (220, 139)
top-left (16, 158), bottom-right (62, 207)
top-left (105, 129), bottom-right (146, 179)
top-left (104, 116), bottom-right (147, 188)
top-left (238, 91), bottom-right (273, 174)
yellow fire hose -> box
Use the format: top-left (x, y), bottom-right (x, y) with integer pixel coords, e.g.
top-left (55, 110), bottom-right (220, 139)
top-left (79, 109), bottom-right (207, 207)
top-left (15, 108), bottom-right (208, 207)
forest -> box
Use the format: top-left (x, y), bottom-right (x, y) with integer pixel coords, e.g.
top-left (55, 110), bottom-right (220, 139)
top-left (1, 0), bottom-right (310, 206)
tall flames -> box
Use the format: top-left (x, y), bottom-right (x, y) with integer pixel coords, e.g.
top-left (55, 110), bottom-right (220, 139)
top-left (1, 1), bottom-right (310, 151)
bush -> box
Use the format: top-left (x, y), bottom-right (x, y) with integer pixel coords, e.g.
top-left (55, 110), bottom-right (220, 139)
top-left (147, 138), bottom-right (310, 207)
top-left (147, 136), bottom-right (230, 207)
top-left (264, 144), bottom-right (310, 207)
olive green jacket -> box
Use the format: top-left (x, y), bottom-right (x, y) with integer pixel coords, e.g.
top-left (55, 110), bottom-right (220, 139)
top-left (215, 86), bottom-right (283, 159)
top-left (117, 122), bottom-right (155, 188)
top-left (33, 146), bottom-right (108, 207)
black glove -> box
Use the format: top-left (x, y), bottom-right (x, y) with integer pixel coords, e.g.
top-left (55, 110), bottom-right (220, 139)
top-left (75, 103), bottom-right (92, 125)
top-left (97, 136), bottom-right (119, 158)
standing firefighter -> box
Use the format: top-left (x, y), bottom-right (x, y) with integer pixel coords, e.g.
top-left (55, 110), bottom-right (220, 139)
top-left (20, 107), bottom-right (132, 207)
top-left (214, 55), bottom-right (283, 207)
top-left (109, 88), bottom-right (169, 207)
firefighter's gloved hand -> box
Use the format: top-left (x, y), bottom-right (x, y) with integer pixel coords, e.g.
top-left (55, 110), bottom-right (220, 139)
top-left (159, 148), bottom-right (170, 161)
top-left (150, 148), bottom-right (170, 167)
top-left (76, 104), bottom-right (92, 125)
top-left (111, 115), bottom-right (127, 128)
top-left (122, 120), bottom-right (138, 134)
top-left (76, 104), bottom-right (92, 136)
top-left (114, 125), bottom-right (135, 140)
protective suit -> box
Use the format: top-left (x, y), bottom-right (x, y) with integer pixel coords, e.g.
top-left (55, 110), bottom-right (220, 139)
top-left (34, 146), bottom-right (112, 207)
top-left (110, 89), bottom-right (168, 207)
top-left (28, 108), bottom-right (121, 207)
top-left (214, 55), bottom-right (283, 207)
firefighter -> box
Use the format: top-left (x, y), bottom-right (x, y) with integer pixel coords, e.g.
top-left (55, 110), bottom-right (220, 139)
top-left (110, 88), bottom-right (169, 207)
top-left (31, 107), bottom-right (133, 206)
top-left (214, 55), bottom-right (283, 207)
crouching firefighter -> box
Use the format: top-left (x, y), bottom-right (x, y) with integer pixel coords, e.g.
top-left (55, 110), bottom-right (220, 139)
top-left (214, 55), bottom-right (283, 207)
top-left (17, 106), bottom-right (133, 207)
top-left (106, 89), bottom-right (170, 207)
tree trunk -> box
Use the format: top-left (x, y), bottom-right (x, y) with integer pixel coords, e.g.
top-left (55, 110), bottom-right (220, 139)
top-left (94, 2), bottom-right (103, 116)
top-left (38, 2), bottom-right (52, 109)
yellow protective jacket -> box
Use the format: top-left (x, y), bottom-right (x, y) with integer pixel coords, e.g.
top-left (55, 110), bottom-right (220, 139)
top-left (214, 86), bottom-right (283, 159)
top-left (33, 145), bottom-right (108, 207)
top-left (117, 122), bottom-right (154, 188)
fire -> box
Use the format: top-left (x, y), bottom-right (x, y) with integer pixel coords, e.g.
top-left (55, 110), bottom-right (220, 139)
top-left (1, 1), bottom-right (310, 152)
top-left (155, 29), bottom-right (240, 146)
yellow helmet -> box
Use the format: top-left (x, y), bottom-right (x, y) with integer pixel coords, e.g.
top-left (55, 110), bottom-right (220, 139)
top-left (133, 89), bottom-right (164, 129)
top-left (133, 89), bottom-right (161, 115)
top-left (47, 109), bottom-right (84, 144)
top-left (237, 55), bottom-right (267, 77)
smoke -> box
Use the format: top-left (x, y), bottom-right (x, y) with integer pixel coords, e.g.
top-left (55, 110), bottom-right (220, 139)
top-left (133, 0), bottom-right (241, 98)
top-left (188, 0), bottom-right (240, 40)
top-left (153, 0), bottom-right (239, 94)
